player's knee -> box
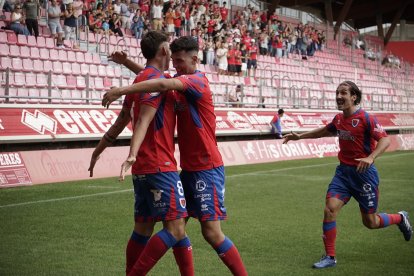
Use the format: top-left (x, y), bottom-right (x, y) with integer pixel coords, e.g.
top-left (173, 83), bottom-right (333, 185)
top-left (201, 228), bottom-right (223, 245)
top-left (324, 206), bottom-right (338, 219)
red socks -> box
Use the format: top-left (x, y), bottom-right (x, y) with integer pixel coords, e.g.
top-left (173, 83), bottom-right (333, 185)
top-left (322, 220), bottom-right (337, 257)
top-left (173, 237), bottom-right (194, 276)
top-left (214, 237), bottom-right (248, 276)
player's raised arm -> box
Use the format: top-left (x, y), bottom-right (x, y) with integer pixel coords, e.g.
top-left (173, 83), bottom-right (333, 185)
top-left (109, 51), bottom-right (145, 75)
top-left (283, 126), bottom-right (334, 144)
top-left (102, 78), bottom-right (184, 108)
top-left (119, 104), bottom-right (157, 181)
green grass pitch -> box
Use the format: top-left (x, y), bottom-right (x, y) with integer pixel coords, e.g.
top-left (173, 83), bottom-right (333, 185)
top-left (1, 151), bottom-right (413, 275)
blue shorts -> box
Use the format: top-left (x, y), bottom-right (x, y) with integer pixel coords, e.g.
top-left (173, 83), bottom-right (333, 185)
top-left (132, 172), bottom-right (188, 222)
top-left (180, 166), bottom-right (227, 221)
top-left (327, 164), bottom-right (380, 214)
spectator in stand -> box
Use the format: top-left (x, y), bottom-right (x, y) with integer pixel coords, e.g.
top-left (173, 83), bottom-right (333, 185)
top-left (235, 42), bottom-right (242, 76)
top-left (165, 7), bottom-right (175, 37)
top-left (205, 36), bottom-right (215, 65)
top-left (227, 84), bottom-right (241, 107)
top-left (240, 43), bottom-right (248, 76)
top-left (227, 42), bottom-right (236, 75)
top-left (119, 0), bottom-right (131, 29)
top-left (72, 0), bottom-right (83, 30)
top-left (247, 38), bottom-right (258, 77)
top-left (22, 0), bottom-right (40, 37)
top-left (220, 1), bottom-right (228, 22)
top-left (9, 4), bottom-right (30, 35)
top-left (109, 13), bottom-right (123, 36)
top-left (151, 0), bottom-right (163, 31)
top-left (130, 0), bottom-right (138, 11)
top-left (130, 8), bottom-right (144, 39)
top-left (48, 0), bottom-right (64, 47)
top-left (259, 30), bottom-right (269, 55)
top-left (112, 0), bottom-right (121, 14)
top-left (270, 108), bottom-right (284, 138)
top-left (173, 6), bottom-right (182, 38)
top-left (139, 0), bottom-right (149, 15)
top-left (216, 41), bottom-right (228, 75)
top-left (275, 34), bottom-right (283, 58)
top-left (62, 2), bottom-right (80, 49)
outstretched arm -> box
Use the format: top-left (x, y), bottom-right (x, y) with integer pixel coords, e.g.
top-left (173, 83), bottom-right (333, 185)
top-left (283, 126), bottom-right (333, 144)
top-left (88, 106), bottom-right (131, 177)
top-left (102, 78), bottom-right (184, 108)
top-left (119, 104), bottom-right (157, 181)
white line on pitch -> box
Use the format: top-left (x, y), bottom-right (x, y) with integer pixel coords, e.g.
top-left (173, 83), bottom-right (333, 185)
top-left (0, 151), bottom-right (412, 209)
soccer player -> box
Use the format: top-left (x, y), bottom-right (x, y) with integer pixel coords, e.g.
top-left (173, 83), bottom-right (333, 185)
top-left (88, 31), bottom-right (194, 276)
top-left (269, 108), bottom-right (284, 139)
top-left (283, 81), bottom-right (413, 269)
top-left (102, 36), bottom-right (248, 276)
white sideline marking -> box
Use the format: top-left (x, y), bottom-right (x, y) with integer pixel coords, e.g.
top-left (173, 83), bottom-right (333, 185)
top-left (0, 152), bottom-right (412, 209)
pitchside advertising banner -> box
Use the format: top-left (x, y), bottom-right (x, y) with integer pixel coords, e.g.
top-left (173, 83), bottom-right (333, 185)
top-left (1, 105), bottom-right (414, 142)
top-left (1, 134), bottom-right (414, 187)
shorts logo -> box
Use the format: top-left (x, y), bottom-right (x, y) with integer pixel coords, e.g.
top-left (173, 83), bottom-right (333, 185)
top-left (352, 119), bottom-right (360, 127)
top-left (363, 183), bottom-right (372, 192)
top-left (201, 204), bottom-right (208, 211)
top-left (195, 180), bottom-right (207, 192)
top-left (179, 198), bottom-right (186, 208)
top-left (150, 189), bottom-right (163, 201)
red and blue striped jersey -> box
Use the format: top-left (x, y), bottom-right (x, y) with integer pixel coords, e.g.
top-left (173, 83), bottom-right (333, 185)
top-left (175, 71), bottom-right (223, 171)
top-left (123, 66), bottom-right (177, 174)
top-left (326, 109), bottom-right (387, 166)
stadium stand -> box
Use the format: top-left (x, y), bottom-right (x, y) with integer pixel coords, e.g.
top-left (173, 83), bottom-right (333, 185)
top-left (0, 0), bottom-right (413, 110)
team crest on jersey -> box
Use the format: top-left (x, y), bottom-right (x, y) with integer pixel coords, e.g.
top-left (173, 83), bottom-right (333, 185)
top-left (179, 198), bottom-right (186, 208)
top-left (352, 119), bottom-right (360, 127)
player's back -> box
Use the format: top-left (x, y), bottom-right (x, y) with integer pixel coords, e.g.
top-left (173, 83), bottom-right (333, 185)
top-left (174, 71), bottom-right (223, 171)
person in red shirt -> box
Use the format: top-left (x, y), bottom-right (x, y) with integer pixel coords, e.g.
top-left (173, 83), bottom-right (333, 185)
top-left (247, 38), bottom-right (258, 77)
top-left (227, 43), bottom-right (237, 75)
top-left (234, 42), bottom-right (242, 76)
top-left (89, 31), bottom-right (194, 276)
top-left (103, 36), bottom-right (248, 276)
top-left (283, 81), bottom-right (412, 269)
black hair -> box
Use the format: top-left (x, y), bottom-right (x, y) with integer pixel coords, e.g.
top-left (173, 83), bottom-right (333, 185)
top-left (340, 81), bottom-right (362, 105)
top-left (170, 36), bottom-right (199, 54)
top-left (278, 109), bottom-right (284, 115)
top-left (140, 31), bottom-right (169, 60)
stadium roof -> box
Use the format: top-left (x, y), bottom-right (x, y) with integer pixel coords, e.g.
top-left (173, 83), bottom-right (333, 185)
top-left (273, 0), bottom-right (414, 44)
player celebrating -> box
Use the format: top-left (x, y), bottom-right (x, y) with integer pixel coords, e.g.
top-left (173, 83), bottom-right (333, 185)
top-left (103, 36), bottom-right (248, 276)
top-left (283, 81), bottom-right (412, 269)
top-left (88, 31), bottom-right (193, 276)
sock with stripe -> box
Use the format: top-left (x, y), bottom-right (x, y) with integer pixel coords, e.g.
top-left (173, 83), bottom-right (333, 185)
top-left (173, 236), bottom-right (194, 276)
top-left (214, 237), bottom-right (248, 276)
top-left (377, 213), bottom-right (402, 228)
top-left (322, 220), bottom-right (337, 257)
top-left (126, 231), bottom-right (150, 275)
top-left (128, 229), bottom-right (177, 276)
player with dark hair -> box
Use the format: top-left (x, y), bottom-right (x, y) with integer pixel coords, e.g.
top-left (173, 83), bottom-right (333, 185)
top-left (88, 31), bottom-right (194, 276)
top-left (270, 108), bottom-right (284, 138)
top-left (283, 81), bottom-right (412, 269)
top-left (103, 36), bottom-right (248, 275)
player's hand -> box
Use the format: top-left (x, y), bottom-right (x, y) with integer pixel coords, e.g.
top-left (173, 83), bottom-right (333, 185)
top-left (119, 156), bottom-right (136, 181)
top-left (88, 155), bottom-right (100, 177)
top-left (355, 156), bottom-right (374, 173)
top-left (102, 87), bottom-right (121, 108)
top-left (282, 131), bottom-right (300, 144)
top-left (109, 51), bottom-right (128, 65)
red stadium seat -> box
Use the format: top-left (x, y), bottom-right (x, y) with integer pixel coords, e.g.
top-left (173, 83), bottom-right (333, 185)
top-left (76, 75), bottom-right (86, 89)
top-left (75, 51), bottom-right (85, 63)
top-left (94, 77), bottom-right (105, 90)
top-left (84, 52), bottom-right (93, 64)
top-left (1, 56), bottom-right (12, 69)
top-left (67, 51), bottom-right (77, 63)
top-left (22, 58), bottom-right (34, 71)
top-left (12, 72), bottom-right (25, 86)
top-left (89, 64), bottom-right (98, 76)
top-left (36, 73), bottom-right (48, 87)
top-left (53, 74), bottom-right (68, 88)
top-left (80, 63), bottom-right (89, 75)
top-left (25, 73), bottom-right (37, 87)
top-left (27, 35), bottom-right (37, 47)
top-left (98, 65), bottom-right (107, 77)
top-left (20, 46), bottom-right (30, 58)
top-left (62, 62), bottom-right (72, 75)
top-left (36, 36), bottom-right (46, 48)
top-left (9, 44), bottom-right (20, 57)
top-left (0, 44), bottom-right (9, 56)
top-left (66, 75), bottom-right (77, 89)
top-left (49, 48), bottom-right (59, 61)
top-left (12, 58), bottom-right (23, 70)
top-left (39, 47), bottom-right (49, 60)
top-left (71, 63), bottom-right (81, 75)
top-left (52, 61), bottom-right (63, 74)
top-left (30, 47), bottom-right (40, 59)
top-left (17, 34), bottom-right (27, 46)
top-left (45, 37), bottom-right (55, 49)
top-left (92, 53), bottom-right (101, 64)
top-left (58, 49), bottom-right (68, 61)
top-left (7, 32), bottom-right (17, 44)
top-left (43, 60), bottom-right (53, 72)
